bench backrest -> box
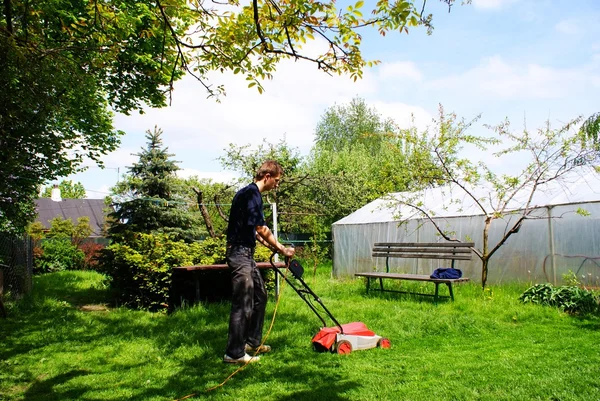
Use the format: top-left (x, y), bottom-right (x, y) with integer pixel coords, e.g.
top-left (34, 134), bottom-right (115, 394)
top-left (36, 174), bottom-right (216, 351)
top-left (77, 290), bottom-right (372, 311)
top-left (373, 242), bottom-right (474, 273)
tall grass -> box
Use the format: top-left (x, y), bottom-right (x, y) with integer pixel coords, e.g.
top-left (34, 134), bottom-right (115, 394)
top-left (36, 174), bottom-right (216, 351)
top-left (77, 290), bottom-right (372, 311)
top-left (1, 264), bottom-right (599, 401)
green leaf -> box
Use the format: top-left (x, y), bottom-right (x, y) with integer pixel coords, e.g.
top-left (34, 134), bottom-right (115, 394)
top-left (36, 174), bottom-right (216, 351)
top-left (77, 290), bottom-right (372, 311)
top-left (576, 207), bottom-right (591, 217)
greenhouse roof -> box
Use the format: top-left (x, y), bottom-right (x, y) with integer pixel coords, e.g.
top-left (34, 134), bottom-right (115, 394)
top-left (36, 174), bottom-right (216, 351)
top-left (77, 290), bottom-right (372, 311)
top-left (334, 172), bottom-right (600, 225)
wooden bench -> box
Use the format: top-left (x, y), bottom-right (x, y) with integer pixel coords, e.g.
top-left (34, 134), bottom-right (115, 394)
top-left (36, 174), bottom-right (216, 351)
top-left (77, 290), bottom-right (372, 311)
top-left (172, 262), bottom-right (285, 302)
top-left (355, 242), bottom-right (473, 303)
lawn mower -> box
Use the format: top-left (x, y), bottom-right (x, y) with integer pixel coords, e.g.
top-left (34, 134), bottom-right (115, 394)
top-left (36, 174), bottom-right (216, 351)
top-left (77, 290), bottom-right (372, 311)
top-left (270, 254), bottom-right (390, 354)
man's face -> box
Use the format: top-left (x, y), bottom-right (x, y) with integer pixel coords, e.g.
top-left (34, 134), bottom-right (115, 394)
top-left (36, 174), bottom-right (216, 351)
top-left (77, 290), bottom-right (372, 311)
top-left (264, 173), bottom-right (281, 191)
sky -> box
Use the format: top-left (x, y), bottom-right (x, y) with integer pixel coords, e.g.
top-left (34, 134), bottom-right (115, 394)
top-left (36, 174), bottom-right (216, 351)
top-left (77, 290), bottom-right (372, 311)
top-left (62, 0), bottom-right (600, 199)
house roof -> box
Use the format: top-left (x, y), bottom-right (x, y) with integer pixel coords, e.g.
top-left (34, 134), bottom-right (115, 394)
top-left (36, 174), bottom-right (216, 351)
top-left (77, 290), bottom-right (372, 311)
top-left (34, 198), bottom-right (107, 236)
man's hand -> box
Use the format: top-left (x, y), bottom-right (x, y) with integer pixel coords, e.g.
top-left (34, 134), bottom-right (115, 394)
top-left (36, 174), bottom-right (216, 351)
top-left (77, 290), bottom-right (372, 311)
top-left (281, 246), bottom-right (295, 258)
top-left (257, 225), bottom-right (296, 257)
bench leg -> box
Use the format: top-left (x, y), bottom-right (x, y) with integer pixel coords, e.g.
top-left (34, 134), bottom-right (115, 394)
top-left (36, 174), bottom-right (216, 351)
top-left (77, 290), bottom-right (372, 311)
top-left (194, 272), bottom-right (201, 301)
top-left (446, 283), bottom-right (454, 301)
top-left (434, 283), bottom-right (440, 304)
top-left (365, 277), bottom-right (371, 293)
top-left (378, 277), bottom-right (384, 292)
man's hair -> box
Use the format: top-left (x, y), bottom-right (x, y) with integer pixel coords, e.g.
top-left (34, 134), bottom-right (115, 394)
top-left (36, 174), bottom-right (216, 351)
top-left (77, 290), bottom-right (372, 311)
top-left (255, 160), bottom-right (284, 180)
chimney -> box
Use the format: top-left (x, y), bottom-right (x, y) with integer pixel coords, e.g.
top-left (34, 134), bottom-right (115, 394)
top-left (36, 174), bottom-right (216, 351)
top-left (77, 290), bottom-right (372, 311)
top-left (51, 184), bottom-right (62, 202)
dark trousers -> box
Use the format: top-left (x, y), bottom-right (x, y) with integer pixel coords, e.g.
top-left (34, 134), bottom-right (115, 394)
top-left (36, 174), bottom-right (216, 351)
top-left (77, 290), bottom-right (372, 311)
top-left (225, 245), bottom-right (267, 359)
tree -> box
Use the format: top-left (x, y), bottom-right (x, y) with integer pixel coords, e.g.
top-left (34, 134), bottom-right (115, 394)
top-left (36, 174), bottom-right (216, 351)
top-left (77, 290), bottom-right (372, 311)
top-left (303, 98), bottom-right (438, 229)
top-left (388, 106), bottom-right (599, 288)
top-left (41, 180), bottom-right (87, 199)
top-left (314, 97), bottom-right (398, 152)
top-left (0, 33), bottom-right (118, 231)
top-left (108, 126), bottom-right (203, 242)
top-left (0, 0), bottom-right (189, 232)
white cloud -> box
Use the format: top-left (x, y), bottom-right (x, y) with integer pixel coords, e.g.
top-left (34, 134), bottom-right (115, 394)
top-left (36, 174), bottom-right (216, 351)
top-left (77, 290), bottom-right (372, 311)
top-left (71, 54), bottom-right (384, 195)
top-left (84, 185), bottom-right (112, 199)
top-left (177, 168), bottom-right (239, 183)
top-left (370, 101), bottom-right (432, 131)
top-left (113, 54), bottom-right (378, 161)
top-left (96, 147), bottom-right (139, 169)
top-left (427, 55), bottom-right (590, 100)
top-left (554, 18), bottom-right (581, 35)
top-left (378, 61), bottom-right (423, 81)
top-left (471, 0), bottom-right (519, 10)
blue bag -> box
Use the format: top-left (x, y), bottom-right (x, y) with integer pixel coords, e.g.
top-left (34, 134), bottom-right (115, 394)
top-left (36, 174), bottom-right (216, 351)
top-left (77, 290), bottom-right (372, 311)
top-left (430, 268), bottom-right (462, 279)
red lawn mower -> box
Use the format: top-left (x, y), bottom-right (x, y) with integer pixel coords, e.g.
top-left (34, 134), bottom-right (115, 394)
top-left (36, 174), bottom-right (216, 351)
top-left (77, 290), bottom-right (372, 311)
top-left (271, 255), bottom-right (391, 354)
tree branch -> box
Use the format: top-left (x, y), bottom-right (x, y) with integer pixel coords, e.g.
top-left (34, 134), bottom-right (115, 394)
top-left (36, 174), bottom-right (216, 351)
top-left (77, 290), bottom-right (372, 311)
top-left (252, 0), bottom-right (337, 72)
top-left (214, 185), bottom-right (233, 223)
top-left (399, 201), bottom-right (483, 260)
top-left (156, 0), bottom-right (217, 97)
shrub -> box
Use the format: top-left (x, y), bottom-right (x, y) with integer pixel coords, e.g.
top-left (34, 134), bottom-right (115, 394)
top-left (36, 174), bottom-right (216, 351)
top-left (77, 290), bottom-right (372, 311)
top-left (188, 236), bottom-right (274, 264)
top-left (27, 217), bottom-right (95, 273)
top-left (78, 241), bottom-right (105, 270)
top-left (195, 236), bottom-right (226, 265)
top-left (99, 233), bottom-right (206, 311)
top-left (35, 238), bottom-right (85, 273)
top-left (255, 243), bottom-right (275, 262)
top-left (519, 283), bottom-right (599, 315)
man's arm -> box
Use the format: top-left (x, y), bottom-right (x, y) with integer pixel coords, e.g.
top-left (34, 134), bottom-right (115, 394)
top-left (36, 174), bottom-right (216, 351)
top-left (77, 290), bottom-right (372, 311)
top-left (256, 225), bottom-right (295, 258)
top-left (255, 234), bottom-right (275, 251)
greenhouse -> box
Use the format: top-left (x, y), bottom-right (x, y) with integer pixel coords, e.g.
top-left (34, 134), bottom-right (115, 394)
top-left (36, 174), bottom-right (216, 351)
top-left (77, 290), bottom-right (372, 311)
top-left (332, 173), bottom-right (600, 286)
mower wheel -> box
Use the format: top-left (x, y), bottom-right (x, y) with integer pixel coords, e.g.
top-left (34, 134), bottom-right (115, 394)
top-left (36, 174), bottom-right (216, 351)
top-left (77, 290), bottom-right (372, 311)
top-left (377, 338), bottom-right (391, 349)
top-left (336, 340), bottom-right (352, 355)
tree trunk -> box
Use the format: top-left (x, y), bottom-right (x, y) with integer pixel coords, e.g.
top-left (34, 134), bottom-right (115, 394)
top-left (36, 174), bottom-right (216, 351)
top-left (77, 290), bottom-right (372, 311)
top-left (481, 216), bottom-right (492, 288)
top-left (481, 257), bottom-right (489, 289)
top-left (193, 187), bottom-right (215, 238)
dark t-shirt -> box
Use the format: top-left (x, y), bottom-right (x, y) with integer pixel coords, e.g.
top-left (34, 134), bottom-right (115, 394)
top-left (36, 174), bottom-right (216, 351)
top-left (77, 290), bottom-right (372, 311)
top-left (226, 182), bottom-right (265, 247)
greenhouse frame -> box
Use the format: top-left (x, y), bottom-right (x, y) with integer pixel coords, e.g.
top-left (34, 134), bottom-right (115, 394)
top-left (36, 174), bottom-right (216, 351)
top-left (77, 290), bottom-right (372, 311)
top-left (332, 173), bottom-right (600, 286)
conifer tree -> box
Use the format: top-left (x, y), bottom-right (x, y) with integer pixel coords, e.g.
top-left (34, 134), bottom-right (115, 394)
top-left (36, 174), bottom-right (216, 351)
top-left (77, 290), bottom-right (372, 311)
top-left (108, 127), bottom-right (203, 242)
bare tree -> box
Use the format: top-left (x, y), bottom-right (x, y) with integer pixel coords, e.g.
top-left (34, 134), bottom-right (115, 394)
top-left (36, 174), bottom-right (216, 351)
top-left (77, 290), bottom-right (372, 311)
top-left (389, 107), bottom-right (599, 288)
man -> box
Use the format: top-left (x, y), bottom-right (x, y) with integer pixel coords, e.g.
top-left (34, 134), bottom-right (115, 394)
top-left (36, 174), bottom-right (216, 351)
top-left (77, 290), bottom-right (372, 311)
top-left (224, 160), bottom-right (296, 364)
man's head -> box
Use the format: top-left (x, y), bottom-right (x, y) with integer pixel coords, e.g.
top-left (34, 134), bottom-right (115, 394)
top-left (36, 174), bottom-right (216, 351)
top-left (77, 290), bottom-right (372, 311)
top-left (255, 160), bottom-right (283, 192)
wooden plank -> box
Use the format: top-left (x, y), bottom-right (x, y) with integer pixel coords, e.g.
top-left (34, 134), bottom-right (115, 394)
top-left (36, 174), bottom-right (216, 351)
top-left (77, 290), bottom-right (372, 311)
top-left (373, 245), bottom-right (472, 252)
top-left (371, 252), bottom-right (472, 260)
top-left (355, 272), bottom-right (470, 283)
top-left (374, 242), bottom-right (474, 248)
top-left (373, 247), bottom-right (472, 254)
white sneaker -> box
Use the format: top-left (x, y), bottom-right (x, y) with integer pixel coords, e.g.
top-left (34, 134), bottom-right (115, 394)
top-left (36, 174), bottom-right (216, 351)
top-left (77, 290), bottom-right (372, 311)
top-left (223, 353), bottom-right (260, 364)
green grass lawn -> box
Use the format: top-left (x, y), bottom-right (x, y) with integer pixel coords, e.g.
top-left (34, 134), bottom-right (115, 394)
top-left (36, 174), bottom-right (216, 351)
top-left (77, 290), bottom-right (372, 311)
top-left (1, 264), bottom-right (599, 401)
